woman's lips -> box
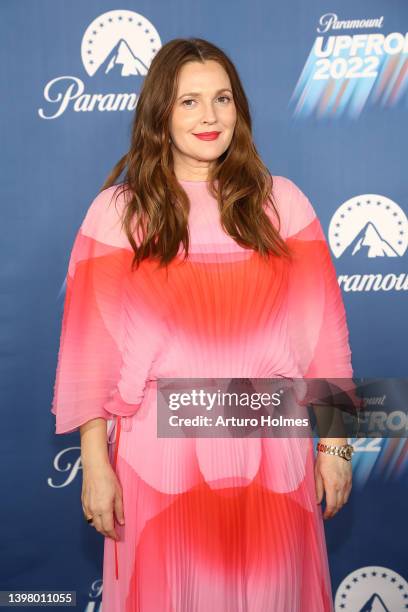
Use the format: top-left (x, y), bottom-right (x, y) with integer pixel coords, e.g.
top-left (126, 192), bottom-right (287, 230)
top-left (192, 132), bottom-right (221, 141)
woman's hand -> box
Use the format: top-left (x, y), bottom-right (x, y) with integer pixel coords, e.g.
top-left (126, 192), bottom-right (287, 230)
top-left (314, 451), bottom-right (352, 519)
top-left (81, 460), bottom-right (125, 540)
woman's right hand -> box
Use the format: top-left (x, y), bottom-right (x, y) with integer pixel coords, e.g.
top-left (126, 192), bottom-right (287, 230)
top-left (81, 460), bottom-right (125, 540)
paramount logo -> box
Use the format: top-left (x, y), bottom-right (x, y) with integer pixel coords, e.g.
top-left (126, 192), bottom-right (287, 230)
top-left (338, 272), bottom-right (408, 292)
top-left (100, 38), bottom-right (149, 77)
top-left (343, 221), bottom-right (399, 258)
top-left (328, 194), bottom-right (408, 293)
top-left (335, 565), bottom-right (408, 611)
top-left (39, 76), bottom-right (139, 118)
top-left (38, 10), bottom-right (161, 119)
top-left (317, 12), bottom-right (384, 34)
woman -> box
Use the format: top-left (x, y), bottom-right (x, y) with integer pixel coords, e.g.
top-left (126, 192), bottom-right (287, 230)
top-left (51, 38), bottom-right (354, 611)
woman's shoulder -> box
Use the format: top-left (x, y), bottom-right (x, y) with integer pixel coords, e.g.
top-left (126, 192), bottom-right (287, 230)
top-left (80, 183), bottom-right (132, 249)
top-left (270, 175), bottom-right (317, 239)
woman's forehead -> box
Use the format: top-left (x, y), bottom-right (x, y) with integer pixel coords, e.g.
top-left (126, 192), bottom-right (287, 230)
top-left (176, 61), bottom-right (231, 92)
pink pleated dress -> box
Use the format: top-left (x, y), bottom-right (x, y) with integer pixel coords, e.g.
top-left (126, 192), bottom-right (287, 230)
top-left (51, 175), bottom-right (353, 611)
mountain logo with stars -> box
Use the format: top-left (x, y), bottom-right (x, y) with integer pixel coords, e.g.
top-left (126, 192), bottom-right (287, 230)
top-left (328, 195), bottom-right (407, 259)
top-left (98, 38), bottom-right (149, 77)
top-left (80, 10), bottom-right (161, 78)
top-left (334, 566), bottom-right (408, 611)
top-left (38, 10), bottom-right (162, 119)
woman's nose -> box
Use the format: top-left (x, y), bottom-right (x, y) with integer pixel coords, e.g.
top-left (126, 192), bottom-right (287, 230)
top-left (200, 101), bottom-right (217, 124)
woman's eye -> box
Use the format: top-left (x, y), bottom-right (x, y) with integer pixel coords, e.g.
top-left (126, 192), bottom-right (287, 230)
top-left (181, 96), bottom-right (232, 108)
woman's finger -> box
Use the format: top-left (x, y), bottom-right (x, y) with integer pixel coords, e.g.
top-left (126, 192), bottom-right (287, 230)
top-left (91, 510), bottom-right (117, 540)
top-left (114, 490), bottom-right (125, 526)
top-left (100, 510), bottom-right (119, 541)
top-left (338, 480), bottom-right (352, 507)
top-left (91, 513), bottom-right (104, 534)
top-left (323, 484), bottom-right (340, 519)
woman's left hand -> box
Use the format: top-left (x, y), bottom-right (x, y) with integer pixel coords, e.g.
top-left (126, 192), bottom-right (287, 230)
top-left (314, 452), bottom-right (352, 519)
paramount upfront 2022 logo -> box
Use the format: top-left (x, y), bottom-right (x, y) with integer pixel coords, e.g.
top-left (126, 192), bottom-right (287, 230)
top-left (290, 12), bottom-right (408, 118)
top-left (38, 10), bottom-right (162, 120)
top-left (328, 194), bottom-right (408, 292)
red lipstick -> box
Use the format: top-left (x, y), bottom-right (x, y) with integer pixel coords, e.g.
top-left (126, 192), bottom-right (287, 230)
top-left (193, 132), bottom-right (221, 141)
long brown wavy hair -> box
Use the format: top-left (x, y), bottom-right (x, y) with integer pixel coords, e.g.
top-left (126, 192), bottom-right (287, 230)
top-left (101, 37), bottom-right (292, 270)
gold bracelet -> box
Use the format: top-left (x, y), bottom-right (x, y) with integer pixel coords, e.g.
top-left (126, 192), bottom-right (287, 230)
top-left (316, 442), bottom-right (354, 461)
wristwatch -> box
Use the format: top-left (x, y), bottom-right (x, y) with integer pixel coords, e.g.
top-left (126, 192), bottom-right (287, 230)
top-left (316, 442), bottom-right (354, 462)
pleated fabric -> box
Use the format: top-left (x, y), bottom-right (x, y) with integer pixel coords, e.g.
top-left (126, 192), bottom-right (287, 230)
top-left (51, 176), bottom-right (353, 611)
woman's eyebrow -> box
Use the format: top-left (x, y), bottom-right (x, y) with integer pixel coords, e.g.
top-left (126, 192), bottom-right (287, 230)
top-left (177, 88), bottom-right (233, 100)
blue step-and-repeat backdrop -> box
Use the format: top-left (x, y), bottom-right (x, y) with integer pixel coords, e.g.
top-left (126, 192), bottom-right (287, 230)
top-left (1, 1), bottom-right (407, 610)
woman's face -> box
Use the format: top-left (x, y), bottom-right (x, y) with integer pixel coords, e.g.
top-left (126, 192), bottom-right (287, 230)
top-left (169, 60), bottom-right (237, 179)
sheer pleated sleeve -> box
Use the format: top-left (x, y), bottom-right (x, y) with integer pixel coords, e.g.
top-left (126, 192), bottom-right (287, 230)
top-left (50, 186), bottom-right (138, 434)
top-left (283, 179), bottom-right (354, 379)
